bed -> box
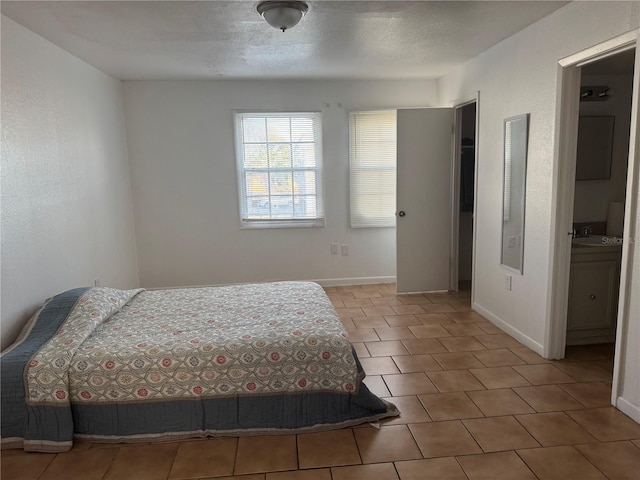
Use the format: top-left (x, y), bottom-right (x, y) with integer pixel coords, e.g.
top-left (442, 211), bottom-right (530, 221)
top-left (1, 281), bottom-right (398, 452)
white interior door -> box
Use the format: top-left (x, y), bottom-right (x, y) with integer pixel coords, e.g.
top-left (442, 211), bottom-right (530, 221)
top-left (396, 108), bottom-right (454, 293)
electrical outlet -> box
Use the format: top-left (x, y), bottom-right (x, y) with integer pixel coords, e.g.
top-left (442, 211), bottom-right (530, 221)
top-left (341, 244), bottom-right (349, 256)
top-left (331, 243), bottom-right (339, 255)
top-left (505, 274), bottom-right (512, 291)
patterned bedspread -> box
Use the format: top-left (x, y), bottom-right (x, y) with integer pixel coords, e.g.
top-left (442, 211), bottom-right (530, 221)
top-left (2, 282), bottom-right (397, 452)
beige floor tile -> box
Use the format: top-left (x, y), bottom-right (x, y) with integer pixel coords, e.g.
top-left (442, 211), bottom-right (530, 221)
top-left (416, 313), bottom-right (456, 325)
top-left (469, 367), bottom-right (531, 389)
top-left (576, 441), bottom-right (640, 480)
top-left (353, 425), bottom-right (422, 463)
top-left (427, 370), bottom-right (486, 392)
top-left (552, 361), bottom-right (612, 382)
top-left (353, 290), bottom-right (383, 299)
top-left (515, 412), bottom-right (596, 446)
top-left (567, 407), bottom-right (640, 441)
top-left (384, 315), bottom-right (423, 326)
top-left (558, 382), bottom-right (612, 408)
top-left (462, 416), bottom-right (540, 452)
top-left (1, 453), bottom-right (56, 480)
top-left (347, 328), bottom-right (380, 343)
top-left (633, 439), bottom-right (640, 448)
top-left (512, 364), bottom-right (575, 385)
top-left (266, 470), bottom-right (331, 480)
top-left (595, 358), bottom-right (614, 372)
top-left (398, 295), bottom-right (432, 305)
top-left (331, 463), bottom-right (399, 480)
top-left (392, 354), bottom-right (442, 373)
top-left (382, 373), bottom-right (438, 396)
top-left (448, 301), bottom-right (473, 312)
top-left (513, 385), bottom-right (585, 412)
top-left (395, 457), bottom-right (467, 480)
top-left (475, 322), bottom-right (504, 335)
top-left (297, 430), bottom-right (361, 469)
top-left (362, 306), bottom-right (397, 317)
top-left (407, 325), bottom-right (451, 339)
top-left (381, 395), bottom-right (432, 425)
top-left (362, 375), bottom-right (392, 397)
top-left (366, 340), bottom-right (410, 357)
top-left (341, 318), bottom-right (357, 331)
top-left (439, 336), bottom-right (486, 352)
top-left (408, 420), bottom-right (482, 458)
top-left (104, 443), bottom-right (179, 480)
top-left (426, 293), bottom-right (459, 304)
top-left (335, 308), bottom-right (365, 319)
top-left (392, 305), bottom-right (427, 315)
top-left (352, 316), bottom-right (389, 329)
top-left (418, 392), bottom-right (483, 421)
top-left (420, 303), bottom-right (458, 313)
top-left (432, 352), bottom-right (485, 370)
top-left (234, 435), bottom-right (297, 475)
top-left (371, 296), bottom-right (405, 306)
top-left (40, 448), bottom-right (117, 480)
top-left (360, 357), bottom-right (400, 375)
top-left (510, 347), bottom-right (552, 364)
top-left (474, 334), bottom-right (522, 349)
top-left (517, 446), bottom-right (606, 480)
top-left (342, 298), bottom-right (375, 308)
top-left (441, 323), bottom-right (486, 337)
top-left (352, 342), bottom-right (370, 358)
top-left (457, 451), bottom-right (537, 480)
top-left (446, 311), bottom-right (487, 322)
top-left (168, 438), bottom-right (237, 479)
top-left (467, 389), bottom-right (534, 416)
top-left (331, 299), bottom-right (346, 309)
top-left (374, 327), bottom-right (416, 341)
top-left (401, 338), bottom-right (448, 354)
top-left (472, 349), bottom-right (527, 367)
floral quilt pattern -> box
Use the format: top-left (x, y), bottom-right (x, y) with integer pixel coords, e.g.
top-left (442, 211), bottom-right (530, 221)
top-left (29, 282), bottom-right (360, 405)
top-left (26, 287), bottom-right (144, 405)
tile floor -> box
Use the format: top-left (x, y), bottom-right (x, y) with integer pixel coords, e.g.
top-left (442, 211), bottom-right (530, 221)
top-left (3, 284), bottom-right (640, 480)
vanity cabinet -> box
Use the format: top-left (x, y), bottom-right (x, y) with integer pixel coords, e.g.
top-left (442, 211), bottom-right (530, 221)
top-left (567, 246), bottom-right (622, 345)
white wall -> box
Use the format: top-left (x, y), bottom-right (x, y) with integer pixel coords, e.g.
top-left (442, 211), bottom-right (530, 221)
top-left (438, 1), bottom-right (639, 418)
top-left (123, 80), bottom-right (438, 289)
top-left (0, 16), bottom-right (139, 349)
top-left (573, 73), bottom-right (634, 224)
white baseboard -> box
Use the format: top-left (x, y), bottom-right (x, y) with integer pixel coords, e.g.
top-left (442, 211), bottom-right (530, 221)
top-left (616, 396), bottom-right (640, 423)
top-left (149, 276), bottom-right (397, 291)
top-left (472, 302), bottom-right (545, 356)
top-left (312, 276), bottom-right (396, 287)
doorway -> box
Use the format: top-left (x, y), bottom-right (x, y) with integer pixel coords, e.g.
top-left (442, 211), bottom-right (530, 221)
top-left (566, 50), bottom-right (635, 351)
top-left (450, 98), bottom-right (478, 296)
top-left (548, 30), bottom-right (639, 418)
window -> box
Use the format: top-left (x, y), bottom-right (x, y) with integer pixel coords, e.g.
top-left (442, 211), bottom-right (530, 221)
top-left (349, 110), bottom-right (397, 228)
top-left (234, 112), bottom-right (324, 228)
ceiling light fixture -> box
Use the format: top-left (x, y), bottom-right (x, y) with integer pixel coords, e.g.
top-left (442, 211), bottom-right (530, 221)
top-left (257, 1), bottom-right (309, 32)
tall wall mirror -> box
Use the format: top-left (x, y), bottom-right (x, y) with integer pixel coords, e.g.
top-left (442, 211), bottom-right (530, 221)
top-left (501, 114), bottom-right (529, 274)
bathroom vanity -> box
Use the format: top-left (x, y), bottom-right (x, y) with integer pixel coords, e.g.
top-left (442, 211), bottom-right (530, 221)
top-left (567, 236), bottom-right (622, 345)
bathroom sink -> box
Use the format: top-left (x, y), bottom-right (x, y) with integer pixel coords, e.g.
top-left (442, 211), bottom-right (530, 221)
top-left (572, 235), bottom-right (622, 247)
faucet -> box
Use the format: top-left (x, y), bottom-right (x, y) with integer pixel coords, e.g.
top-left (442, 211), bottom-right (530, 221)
top-left (580, 225), bottom-right (592, 237)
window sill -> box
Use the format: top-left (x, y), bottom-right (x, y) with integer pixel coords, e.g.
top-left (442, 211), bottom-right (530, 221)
top-left (241, 219), bottom-right (325, 229)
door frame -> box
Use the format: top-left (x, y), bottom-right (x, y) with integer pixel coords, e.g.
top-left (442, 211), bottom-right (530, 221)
top-left (546, 30), bottom-right (639, 413)
top-left (449, 93), bottom-right (480, 304)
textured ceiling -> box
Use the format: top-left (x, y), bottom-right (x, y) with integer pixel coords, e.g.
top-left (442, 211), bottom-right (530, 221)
top-left (1, 1), bottom-right (569, 80)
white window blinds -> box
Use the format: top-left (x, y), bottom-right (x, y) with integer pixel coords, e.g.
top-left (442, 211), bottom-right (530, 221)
top-left (234, 112), bottom-right (324, 228)
top-left (349, 110), bottom-right (397, 228)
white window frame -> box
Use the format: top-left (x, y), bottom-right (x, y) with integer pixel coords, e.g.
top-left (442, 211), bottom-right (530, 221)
top-left (234, 112), bottom-right (325, 229)
top-left (349, 109), bottom-right (397, 228)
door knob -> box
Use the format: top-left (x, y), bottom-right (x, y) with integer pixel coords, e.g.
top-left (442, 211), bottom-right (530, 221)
top-left (398, 211), bottom-right (406, 217)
